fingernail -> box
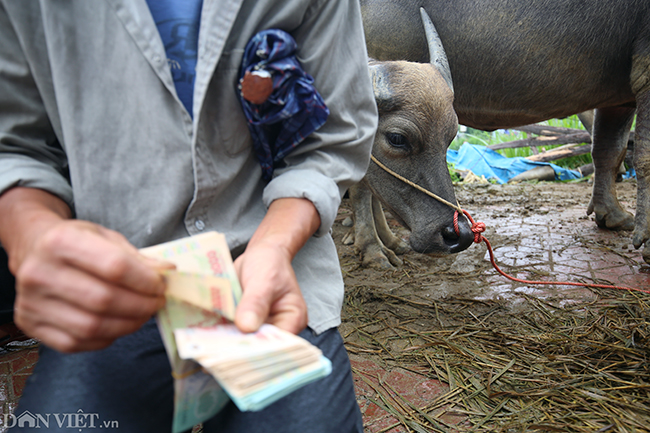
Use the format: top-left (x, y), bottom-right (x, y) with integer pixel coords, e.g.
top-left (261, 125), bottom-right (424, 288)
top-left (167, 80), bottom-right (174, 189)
top-left (156, 260), bottom-right (177, 270)
top-left (156, 278), bottom-right (167, 296)
top-left (141, 255), bottom-right (177, 270)
top-left (237, 311), bottom-right (260, 332)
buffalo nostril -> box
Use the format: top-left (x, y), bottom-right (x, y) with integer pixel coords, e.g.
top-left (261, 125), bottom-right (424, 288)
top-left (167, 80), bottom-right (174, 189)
top-left (443, 221), bottom-right (474, 252)
top-left (442, 224), bottom-right (459, 242)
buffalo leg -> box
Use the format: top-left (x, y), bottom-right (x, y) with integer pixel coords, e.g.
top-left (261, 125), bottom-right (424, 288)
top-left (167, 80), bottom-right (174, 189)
top-left (587, 106), bottom-right (635, 231)
top-left (348, 183), bottom-right (402, 268)
top-left (371, 196), bottom-right (409, 255)
top-left (632, 91), bottom-right (650, 262)
top-left (577, 110), bottom-right (594, 134)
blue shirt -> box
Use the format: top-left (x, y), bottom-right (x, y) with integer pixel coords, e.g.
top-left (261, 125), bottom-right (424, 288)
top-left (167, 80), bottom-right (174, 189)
top-left (146, 0), bottom-right (203, 118)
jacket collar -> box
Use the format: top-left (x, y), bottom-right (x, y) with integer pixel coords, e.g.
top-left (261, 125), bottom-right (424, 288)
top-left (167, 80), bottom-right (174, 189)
top-left (106, 0), bottom-right (245, 125)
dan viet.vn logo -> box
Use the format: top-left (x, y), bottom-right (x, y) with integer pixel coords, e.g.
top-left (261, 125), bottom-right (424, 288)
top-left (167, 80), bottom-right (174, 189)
top-left (2, 409), bottom-right (119, 430)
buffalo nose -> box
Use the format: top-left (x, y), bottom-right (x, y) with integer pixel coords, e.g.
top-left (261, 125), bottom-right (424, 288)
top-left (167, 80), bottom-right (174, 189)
top-left (442, 219), bottom-right (474, 253)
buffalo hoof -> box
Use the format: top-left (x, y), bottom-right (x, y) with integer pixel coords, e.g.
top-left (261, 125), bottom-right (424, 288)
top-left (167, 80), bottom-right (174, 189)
top-left (357, 243), bottom-right (403, 269)
top-left (643, 243), bottom-right (650, 265)
top-left (384, 236), bottom-right (410, 255)
top-left (587, 201), bottom-right (634, 231)
top-left (594, 212), bottom-right (635, 231)
top-left (632, 226), bottom-right (650, 250)
top-left (346, 223), bottom-right (408, 269)
top-left (342, 230), bottom-right (355, 246)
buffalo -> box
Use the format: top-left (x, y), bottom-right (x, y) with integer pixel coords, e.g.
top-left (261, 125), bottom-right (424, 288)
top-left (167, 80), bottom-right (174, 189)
top-left (346, 10), bottom-right (475, 269)
top-left (360, 0), bottom-right (650, 264)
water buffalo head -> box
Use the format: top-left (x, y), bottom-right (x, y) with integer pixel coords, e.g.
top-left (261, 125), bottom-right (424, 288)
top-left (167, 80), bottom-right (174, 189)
top-left (363, 8), bottom-right (474, 255)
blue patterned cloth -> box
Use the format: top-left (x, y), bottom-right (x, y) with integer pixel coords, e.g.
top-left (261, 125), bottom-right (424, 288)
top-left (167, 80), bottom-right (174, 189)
top-left (239, 30), bottom-right (329, 180)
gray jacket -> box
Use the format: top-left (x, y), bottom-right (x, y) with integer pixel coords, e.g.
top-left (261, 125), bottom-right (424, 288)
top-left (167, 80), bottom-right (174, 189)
top-left (0, 0), bottom-right (378, 333)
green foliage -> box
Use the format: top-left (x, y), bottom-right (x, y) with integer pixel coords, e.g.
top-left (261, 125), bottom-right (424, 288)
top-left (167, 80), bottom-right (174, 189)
top-left (451, 115), bottom-right (594, 171)
top-left (447, 162), bottom-right (462, 182)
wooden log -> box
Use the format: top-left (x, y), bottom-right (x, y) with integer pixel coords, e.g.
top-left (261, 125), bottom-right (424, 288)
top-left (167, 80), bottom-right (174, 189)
top-left (487, 132), bottom-right (591, 150)
top-left (526, 143), bottom-right (591, 162)
top-left (508, 166), bottom-right (556, 183)
top-left (511, 124), bottom-right (586, 136)
top-left (510, 163), bottom-right (594, 181)
top-left (577, 163), bottom-right (594, 177)
top-left (507, 123), bottom-right (634, 144)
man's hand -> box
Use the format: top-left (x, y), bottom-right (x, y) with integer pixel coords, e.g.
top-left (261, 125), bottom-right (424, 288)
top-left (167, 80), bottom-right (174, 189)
top-left (234, 239), bottom-right (307, 334)
top-left (0, 188), bottom-right (171, 353)
top-left (234, 198), bottom-right (320, 334)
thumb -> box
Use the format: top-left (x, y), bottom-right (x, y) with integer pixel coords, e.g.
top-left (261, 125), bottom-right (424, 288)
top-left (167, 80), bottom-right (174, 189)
top-left (234, 290), bottom-right (270, 333)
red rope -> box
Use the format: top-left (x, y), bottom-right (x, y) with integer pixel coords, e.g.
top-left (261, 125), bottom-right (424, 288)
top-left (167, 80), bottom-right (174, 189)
top-left (453, 210), bottom-right (650, 295)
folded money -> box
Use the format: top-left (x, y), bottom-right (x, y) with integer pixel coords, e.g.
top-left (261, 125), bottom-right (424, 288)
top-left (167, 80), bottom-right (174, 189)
top-left (175, 324), bottom-right (332, 411)
top-left (142, 232), bottom-right (239, 433)
top-left (161, 270), bottom-right (236, 321)
top-left (141, 232), bottom-right (331, 431)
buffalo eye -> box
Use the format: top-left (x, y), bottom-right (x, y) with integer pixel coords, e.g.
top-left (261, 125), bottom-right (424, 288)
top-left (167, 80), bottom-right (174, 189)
top-left (386, 132), bottom-right (410, 150)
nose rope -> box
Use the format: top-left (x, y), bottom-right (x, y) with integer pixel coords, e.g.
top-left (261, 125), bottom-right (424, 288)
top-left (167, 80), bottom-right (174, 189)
top-left (370, 154), bottom-right (649, 295)
top-left (370, 155), bottom-right (463, 213)
top-left (454, 209), bottom-right (486, 244)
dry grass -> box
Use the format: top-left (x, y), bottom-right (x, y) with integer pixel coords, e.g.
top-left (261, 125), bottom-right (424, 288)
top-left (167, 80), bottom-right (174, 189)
top-left (343, 287), bottom-right (650, 432)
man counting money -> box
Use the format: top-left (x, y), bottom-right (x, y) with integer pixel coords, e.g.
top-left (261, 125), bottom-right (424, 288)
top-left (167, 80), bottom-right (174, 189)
top-left (0, 0), bottom-right (377, 431)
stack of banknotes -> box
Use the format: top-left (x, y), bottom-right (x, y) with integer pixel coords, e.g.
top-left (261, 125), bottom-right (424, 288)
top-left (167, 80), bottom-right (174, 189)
top-left (141, 232), bottom-right (331, 433)
top-left (175, 324), bottom-right (331, 410)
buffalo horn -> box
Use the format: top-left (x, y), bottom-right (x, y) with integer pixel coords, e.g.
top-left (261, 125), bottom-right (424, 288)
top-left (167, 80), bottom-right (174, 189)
top-left (420, 7), bottom-right (454, 93)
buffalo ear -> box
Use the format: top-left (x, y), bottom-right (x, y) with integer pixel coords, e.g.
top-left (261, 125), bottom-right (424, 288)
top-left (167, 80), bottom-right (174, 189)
top-left (420, 7), bottom-right (454, 94)
top-left (368, 63), bottom-right (396, 112)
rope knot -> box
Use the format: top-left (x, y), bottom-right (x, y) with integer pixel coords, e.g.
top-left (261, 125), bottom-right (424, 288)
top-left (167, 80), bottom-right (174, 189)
top-left (470, 221), bottom-right (486, 243)
top-left (454, 210), bottom-right (485, 244)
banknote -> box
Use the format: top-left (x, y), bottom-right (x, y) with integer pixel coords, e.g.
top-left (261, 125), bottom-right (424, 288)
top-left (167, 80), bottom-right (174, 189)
top-left (174, 323), bottom-right (306, 360)
top-left (200, 345), bottom-right (318, 375)
top-left (155, 298), bottom-right (229, 432)
top-left (161, 270), bottom-right (235, 320)
top-left (208, 350), bottom-right (322, 390)
top-left (174, 323), bottom-right (332, 411)
top-left (222, 355), bottom-right (332, 411)
top-left (141, 231), bottom-right (242, 308)
top-left (140, 232), bottom-right (331, 429)
top-left (171, 366), bottom-right (230, 433)
top-left (141, 232), bottom-right (241, 365)
top-left (141, 232), bottom-right (241, 432)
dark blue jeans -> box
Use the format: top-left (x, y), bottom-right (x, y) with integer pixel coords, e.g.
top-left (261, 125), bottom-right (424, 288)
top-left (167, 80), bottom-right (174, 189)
top-left (12, 320), bottom-right (363, 433)
top-left (0, 247), bottom-right (16, 325)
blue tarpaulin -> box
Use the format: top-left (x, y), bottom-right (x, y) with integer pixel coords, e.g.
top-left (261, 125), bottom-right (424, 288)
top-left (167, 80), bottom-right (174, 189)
top-left (447, 143), bottom-right (582, 184)
top-left (623, 168), bottom-right (637, 179)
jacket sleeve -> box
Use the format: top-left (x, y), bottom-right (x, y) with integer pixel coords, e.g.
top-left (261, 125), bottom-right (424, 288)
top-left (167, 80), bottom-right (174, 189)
top-left (262, 0), bottom-right (378, 237)
top-left (0, 4), bottom-right (73, 208)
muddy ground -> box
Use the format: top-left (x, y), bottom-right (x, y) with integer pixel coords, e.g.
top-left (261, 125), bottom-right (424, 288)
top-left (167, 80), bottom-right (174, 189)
top-left (335, 179), bottom-right (641, 305)
top-left (333, 179), bottom-right (650, 432)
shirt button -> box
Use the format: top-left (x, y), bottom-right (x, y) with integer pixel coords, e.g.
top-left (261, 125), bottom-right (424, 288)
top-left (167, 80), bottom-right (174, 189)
top-left (195, 219), bottom-right (205, 231)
